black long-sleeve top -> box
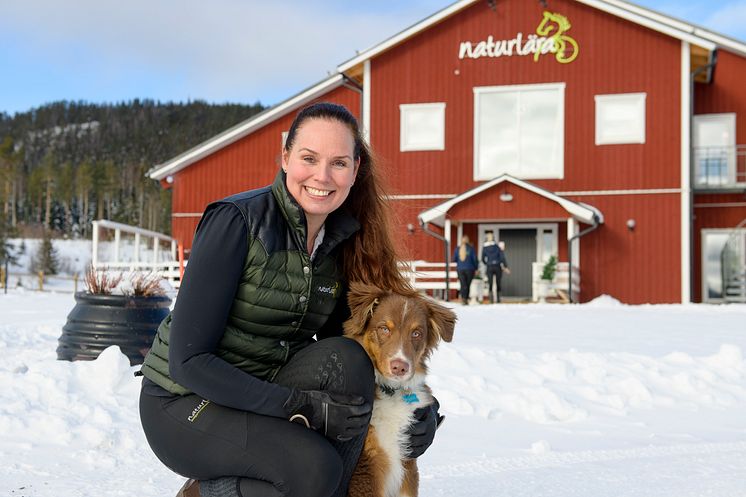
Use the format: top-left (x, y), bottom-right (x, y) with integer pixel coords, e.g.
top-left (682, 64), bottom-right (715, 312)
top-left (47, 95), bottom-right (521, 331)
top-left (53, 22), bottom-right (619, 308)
top-left (142, 203), bottom-right (350, 418)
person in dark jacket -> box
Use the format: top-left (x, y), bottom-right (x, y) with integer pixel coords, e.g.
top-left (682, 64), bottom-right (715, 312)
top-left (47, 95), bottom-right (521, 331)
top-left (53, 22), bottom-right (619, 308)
top-left (481, 232), bottom-right (509, 303)
top-left (138, 103), bottom-right (442, 497)
top-left (453, 235), bottom-right (478, 305)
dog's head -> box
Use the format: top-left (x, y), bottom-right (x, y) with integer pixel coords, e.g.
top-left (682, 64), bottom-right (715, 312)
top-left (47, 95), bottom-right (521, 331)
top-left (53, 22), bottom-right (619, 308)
top-left (343, 282), bottom-right (456, 387)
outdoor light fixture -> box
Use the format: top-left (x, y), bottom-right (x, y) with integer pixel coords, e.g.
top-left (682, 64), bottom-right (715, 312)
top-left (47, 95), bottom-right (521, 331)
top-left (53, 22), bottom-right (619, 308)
top-left (499, 192), bottom-right (513, 202)
top-left (407, 223), bottom-right (416, 235)
top-left (626, 219), bottom-right (636, 231)
top-left (166, 175), bottom-right (174, 184)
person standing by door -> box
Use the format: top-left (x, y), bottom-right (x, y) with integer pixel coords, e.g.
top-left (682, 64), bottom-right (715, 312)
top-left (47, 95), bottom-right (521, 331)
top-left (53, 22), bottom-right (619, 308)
top-left (453, 235), bottom-right (478, 305)
top-left (482, 232), bottom-right (509, 303)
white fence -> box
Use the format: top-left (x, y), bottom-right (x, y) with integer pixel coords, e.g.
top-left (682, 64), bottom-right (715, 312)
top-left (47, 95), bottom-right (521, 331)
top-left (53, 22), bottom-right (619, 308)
top-left (91, 220), bottom-right (183, 286)
top-left (531, 262), bottom-right (580, 302)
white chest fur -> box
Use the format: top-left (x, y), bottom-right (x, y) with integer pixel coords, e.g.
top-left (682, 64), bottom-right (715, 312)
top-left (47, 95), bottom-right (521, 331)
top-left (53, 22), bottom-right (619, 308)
top-left (370, 374), bottom-right (432, 497)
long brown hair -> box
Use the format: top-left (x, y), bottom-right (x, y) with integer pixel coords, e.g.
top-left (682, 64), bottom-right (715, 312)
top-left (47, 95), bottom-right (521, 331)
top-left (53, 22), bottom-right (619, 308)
top-left (284, 102), bottom-right (413, 295)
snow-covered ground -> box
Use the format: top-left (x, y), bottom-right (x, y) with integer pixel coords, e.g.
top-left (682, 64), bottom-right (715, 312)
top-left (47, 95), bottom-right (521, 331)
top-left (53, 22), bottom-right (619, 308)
top-left (1, 289), bottom-right (745, 497)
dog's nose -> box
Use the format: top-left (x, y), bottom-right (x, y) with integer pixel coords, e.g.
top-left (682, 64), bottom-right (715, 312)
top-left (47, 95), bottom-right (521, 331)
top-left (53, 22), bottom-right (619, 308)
top-left (390, 359), bottom-right (410, 377)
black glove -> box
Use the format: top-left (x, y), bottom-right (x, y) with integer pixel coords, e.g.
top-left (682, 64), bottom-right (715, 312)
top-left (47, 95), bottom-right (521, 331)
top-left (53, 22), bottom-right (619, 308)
top-left (283, 389), bottom-right (372, 442)
top-left (406, 398), bottom-right (445, 459)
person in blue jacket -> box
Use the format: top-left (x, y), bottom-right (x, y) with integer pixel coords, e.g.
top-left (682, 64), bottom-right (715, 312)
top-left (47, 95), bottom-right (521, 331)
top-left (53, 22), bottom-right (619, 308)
top-left (453, 235), bottom-right (478, 305)
top-left (481, 232), bottom-right (509, 303)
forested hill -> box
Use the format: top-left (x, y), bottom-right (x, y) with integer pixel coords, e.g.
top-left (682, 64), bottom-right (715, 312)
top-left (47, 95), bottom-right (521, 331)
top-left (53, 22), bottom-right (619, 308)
top-left (0, 99), bottom-right (265, 238)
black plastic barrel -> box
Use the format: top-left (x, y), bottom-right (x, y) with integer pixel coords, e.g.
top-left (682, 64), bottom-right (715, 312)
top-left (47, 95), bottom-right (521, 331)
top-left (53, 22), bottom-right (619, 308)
top-left (57, 292), bottom-right (172, 365)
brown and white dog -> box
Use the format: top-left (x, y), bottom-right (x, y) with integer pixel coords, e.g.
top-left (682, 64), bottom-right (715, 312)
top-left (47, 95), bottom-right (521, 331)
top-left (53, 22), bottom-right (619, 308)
top-left (344, 282), bottom-right (456, 497)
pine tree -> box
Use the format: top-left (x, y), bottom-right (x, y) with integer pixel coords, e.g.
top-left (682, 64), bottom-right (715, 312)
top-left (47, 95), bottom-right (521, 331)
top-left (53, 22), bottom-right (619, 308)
top-left (31, 229), bottom-right (59, 275)
top-left (0, 216), bottom-right (19, 267)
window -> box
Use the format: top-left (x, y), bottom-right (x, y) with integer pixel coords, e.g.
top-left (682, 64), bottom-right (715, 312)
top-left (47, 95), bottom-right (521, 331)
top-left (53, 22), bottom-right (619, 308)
top-left (595, 93), bottom-right (646, 145)
top-left (693, 113), bottom-right (736, 187)
top-left (400, 103), bottom-right (445, 151)
top-left (474, 83), bottom-right (565, 181)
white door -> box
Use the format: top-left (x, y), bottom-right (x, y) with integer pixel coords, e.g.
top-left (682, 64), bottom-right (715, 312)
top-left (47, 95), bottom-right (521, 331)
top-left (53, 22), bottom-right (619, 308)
top-left (693, 113), bottom-right (736, 186)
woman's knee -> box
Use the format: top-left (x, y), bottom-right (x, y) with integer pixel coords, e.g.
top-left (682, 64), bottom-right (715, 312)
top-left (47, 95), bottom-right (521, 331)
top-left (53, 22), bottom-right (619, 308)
top-left (321, 337), bottom-right (374, 400)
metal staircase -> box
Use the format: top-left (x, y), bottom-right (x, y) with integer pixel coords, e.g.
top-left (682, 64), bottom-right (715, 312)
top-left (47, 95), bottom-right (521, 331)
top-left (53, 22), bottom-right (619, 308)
top-left (721, 218), bottom-right (746, 303)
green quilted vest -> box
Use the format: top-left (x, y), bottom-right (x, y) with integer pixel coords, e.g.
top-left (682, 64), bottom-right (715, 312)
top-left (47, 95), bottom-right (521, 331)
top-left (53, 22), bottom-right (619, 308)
top-left (140, 171), bottom-right (359, 394)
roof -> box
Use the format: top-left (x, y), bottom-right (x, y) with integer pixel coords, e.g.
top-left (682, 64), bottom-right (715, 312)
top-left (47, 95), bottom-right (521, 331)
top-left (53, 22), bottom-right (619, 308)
top-left (147, 74), bottom-right (350, 181)
top-left (417, 174), bottom-right (604, 227)
top-left (338, 0), bottom-right (746, 73)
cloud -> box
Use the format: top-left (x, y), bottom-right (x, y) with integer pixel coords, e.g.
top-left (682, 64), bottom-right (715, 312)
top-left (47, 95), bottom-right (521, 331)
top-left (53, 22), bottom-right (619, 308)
top-left (0, 1), bottom-right (450, 106)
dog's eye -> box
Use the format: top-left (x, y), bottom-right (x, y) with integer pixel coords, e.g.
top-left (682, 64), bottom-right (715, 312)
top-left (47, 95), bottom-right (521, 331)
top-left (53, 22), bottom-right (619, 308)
top-left (378, 326), bottom-right (390, 335)
top-left (412, 329), bottom-right (422, 339)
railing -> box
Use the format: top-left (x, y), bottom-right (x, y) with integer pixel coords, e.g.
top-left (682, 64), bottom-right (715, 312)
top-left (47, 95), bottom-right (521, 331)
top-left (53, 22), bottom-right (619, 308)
top-left (720, 220), bottom-right (746, 303)
top-left (693, 145), bottom-right (746, 189)
top-left (531, 262), bottom-right (580, 302)
top-left (401, 261), bottom-right (458, 300)
top-left (91, 220), bottom-right (183, 287)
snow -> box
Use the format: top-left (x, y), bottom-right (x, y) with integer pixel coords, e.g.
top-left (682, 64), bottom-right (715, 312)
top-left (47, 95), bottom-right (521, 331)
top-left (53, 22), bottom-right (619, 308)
top-left (1, 289), bottom-right (746, 496)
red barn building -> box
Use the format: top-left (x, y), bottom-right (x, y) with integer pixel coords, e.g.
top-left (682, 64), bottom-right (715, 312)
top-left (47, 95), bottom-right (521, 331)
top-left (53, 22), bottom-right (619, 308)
top-left (148, 0), bottom-right (746, 304)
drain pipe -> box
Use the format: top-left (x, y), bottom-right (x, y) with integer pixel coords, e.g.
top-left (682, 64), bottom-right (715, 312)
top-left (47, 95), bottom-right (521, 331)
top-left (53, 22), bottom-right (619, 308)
top-left (567, 214), bottom-right (601, 303)
top-left (419, 220), bottom-right (451, 298)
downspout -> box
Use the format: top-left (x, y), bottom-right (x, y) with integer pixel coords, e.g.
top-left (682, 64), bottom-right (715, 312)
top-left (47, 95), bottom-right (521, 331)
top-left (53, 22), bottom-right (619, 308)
top-left (689, 57), bottom-right (717, 303)
top-left (567, 214), bottom-right (601, 303)
top-left (419, 220), bottom-right (451, 298)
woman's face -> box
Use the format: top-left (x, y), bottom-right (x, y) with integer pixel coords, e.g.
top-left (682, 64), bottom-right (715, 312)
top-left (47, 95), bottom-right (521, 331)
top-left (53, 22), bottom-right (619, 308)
top-left (282, 118), bottom-right (359, 226)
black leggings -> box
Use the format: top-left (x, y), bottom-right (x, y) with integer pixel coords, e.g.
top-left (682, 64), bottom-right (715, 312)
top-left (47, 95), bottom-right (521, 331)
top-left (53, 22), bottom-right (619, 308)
top-left (457, 269), bottom-right (475, 299)
top-left (139, 337), bottom-right (374, 497)
top-left (486, 265), bottom-right (502, 301)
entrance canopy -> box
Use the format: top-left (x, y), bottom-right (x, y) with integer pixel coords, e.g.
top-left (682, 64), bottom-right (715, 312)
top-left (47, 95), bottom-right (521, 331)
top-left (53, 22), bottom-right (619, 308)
top-left (417, 174), bottom-right (604, 227)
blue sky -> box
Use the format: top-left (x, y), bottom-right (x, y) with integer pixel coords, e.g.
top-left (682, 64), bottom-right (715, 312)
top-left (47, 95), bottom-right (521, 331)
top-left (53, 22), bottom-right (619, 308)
top-left (1, 0), bottom-right (745, 115)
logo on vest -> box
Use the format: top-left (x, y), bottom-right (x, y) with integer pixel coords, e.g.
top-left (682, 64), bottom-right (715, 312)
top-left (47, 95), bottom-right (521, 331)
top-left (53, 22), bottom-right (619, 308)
top-left (187, 399), bottom-right (211, 422)
top-left (316, 282), bottom-right (341, 298)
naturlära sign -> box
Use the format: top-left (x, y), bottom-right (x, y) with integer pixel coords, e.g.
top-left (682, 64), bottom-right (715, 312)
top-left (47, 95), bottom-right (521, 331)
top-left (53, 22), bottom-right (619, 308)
top-left (458, 11), bottom-right (579, 64)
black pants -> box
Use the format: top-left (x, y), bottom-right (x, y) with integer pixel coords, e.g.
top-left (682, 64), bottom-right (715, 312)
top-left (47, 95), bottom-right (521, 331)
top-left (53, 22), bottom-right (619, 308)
top-left (485, 265), bottom-right (503, 302)
top-left (139, 337), bottom-right (374, 497)
top-left (457, 269), bottom-right (475, 300)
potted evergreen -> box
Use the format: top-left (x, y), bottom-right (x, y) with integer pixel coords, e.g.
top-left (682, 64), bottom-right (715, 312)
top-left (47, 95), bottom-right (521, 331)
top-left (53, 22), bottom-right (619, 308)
top-left (537, 255), bottom-right (558, 302)
top-left (57, 267), bottom-right (172, 365)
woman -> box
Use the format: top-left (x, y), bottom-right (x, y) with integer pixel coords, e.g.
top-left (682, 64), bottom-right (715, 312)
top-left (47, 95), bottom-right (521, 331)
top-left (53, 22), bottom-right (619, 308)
top-left (453, 235), bottom-right (478, 305)
top-left (138, 103), bottom-right (441, 497)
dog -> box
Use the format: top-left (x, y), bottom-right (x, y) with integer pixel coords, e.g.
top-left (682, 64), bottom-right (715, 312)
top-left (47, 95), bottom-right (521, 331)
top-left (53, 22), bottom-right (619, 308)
top-left (343, 282), bottom-right (456, 497)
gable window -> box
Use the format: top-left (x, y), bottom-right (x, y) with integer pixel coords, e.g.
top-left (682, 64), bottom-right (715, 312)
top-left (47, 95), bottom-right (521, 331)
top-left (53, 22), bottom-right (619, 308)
top-left (400, 103), bottom-right (446, 151)
top-left (474, 83), bottom-right (565, 181)
top-left (595, 93), bottom-right (646, 145)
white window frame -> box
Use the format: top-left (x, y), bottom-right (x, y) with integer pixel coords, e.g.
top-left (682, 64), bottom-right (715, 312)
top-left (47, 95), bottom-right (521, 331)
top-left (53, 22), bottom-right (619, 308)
top-left (400, 102), bottom-right (446, 152)
top-left (473, 83), bottom-right (565, 181)
top-left (693, 113), bottom-right (737, 186)
top-left (595, 93), bottom-right (647, 145)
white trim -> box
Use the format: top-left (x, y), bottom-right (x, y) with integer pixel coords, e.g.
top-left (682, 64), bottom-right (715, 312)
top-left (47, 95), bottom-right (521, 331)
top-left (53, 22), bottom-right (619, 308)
top-left (363, 60), bottom-right (371, 142)
top-left (681, 41), bottom-right (692, 303)
top-left (477, 222), bottom-right (558, 264)
top-left (573, 0), bottom-right (716, 50)
top-left (400, 102), bottom-right (446, 152)
top-left (147, 74), bottom-right (345, 180)
top-left (172, 212), bottom-right (205, 218)
top-left (556, 188), bottom-right (681, 196)
top-left (337, 0), bottom-right (475, 72)
top-left (594, 93), bottom-right (647, 145)
top-left (473, 82), bottom-right (565, 181)
top-left (389, 194), bottom-right (457, 200)
top-left (418, 174), bottom-right (603, 227)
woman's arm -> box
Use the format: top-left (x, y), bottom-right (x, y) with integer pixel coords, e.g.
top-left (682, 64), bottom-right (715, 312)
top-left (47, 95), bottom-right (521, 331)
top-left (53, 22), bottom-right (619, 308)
top-left (168, 203), bottom-right (292, 418)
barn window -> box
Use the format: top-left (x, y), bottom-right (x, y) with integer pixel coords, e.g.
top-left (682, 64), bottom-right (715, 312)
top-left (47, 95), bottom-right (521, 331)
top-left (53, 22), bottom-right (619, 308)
top-left (474, 83), bottom-right (565, 181)
top-left (400, 103), bottom-right (446, 152)
top-left (595, 93), bottom-right (647, 145)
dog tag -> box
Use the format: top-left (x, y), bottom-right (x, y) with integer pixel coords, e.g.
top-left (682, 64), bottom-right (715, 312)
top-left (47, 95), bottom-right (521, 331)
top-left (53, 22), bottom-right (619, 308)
top-left (402, 393), bottom-right (419, 404)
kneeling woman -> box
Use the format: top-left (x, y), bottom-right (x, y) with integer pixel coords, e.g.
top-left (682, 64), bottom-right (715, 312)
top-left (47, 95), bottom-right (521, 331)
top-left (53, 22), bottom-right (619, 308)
top-left (138, 103), bottom-right (442, 497)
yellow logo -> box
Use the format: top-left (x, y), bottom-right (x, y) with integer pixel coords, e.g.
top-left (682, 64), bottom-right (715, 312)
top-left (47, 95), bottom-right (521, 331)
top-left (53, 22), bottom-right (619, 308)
top-left (534, 11), bottom-right (579, 64)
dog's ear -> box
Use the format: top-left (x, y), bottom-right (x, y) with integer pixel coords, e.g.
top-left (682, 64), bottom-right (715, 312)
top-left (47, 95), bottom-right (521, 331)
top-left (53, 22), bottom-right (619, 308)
top-left (343, 281), bottom-right (388, 336)
top-left (426, 299), bottom-right (457, 344)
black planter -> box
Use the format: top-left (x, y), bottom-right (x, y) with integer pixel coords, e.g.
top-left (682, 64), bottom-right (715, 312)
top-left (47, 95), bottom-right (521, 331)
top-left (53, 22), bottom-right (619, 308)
top-left (57, 292), bottom-right (172, 366)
